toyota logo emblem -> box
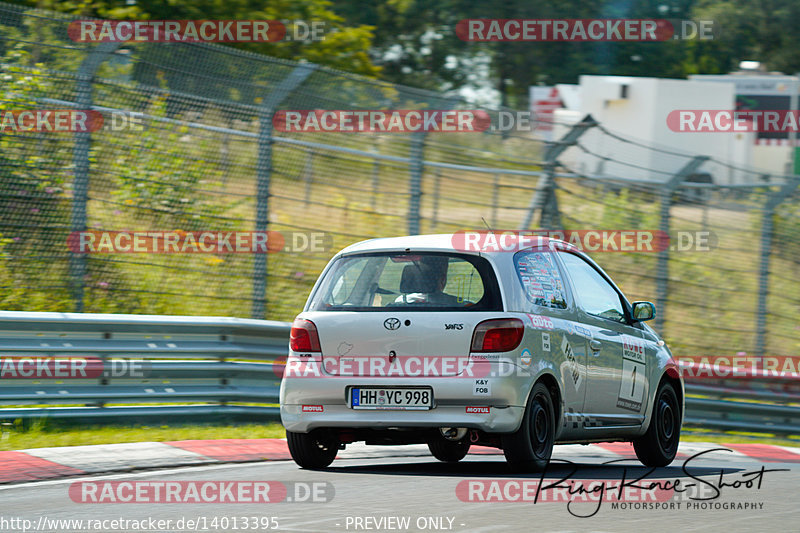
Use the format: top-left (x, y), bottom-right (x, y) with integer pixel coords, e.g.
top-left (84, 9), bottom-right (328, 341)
top-left (384, 317), bottom-right (401, 330)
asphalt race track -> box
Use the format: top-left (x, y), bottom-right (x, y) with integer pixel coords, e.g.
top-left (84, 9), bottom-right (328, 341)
top-left (1, 443), bottom-right (798, 533)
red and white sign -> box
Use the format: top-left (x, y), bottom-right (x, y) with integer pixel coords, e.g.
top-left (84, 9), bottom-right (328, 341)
top-left (301, 405), bottom-right (324, 412)
top-left (529, 86), bottom-right (563, 138)
top-left (466, 406), bottom-right (491, 414)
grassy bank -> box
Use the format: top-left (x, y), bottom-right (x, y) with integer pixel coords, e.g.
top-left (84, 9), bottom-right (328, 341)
top-left (0, 421), bottom-right (286, 451)
top-left (1, 421), bottom-right (797, 451)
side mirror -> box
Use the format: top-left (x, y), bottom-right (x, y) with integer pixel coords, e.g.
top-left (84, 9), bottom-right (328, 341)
top-left (631, 301), bottom-right (656, 322)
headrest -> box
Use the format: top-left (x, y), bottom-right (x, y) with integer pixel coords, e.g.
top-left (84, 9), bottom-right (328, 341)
top-left (400, 263), bottom-right (439, 293)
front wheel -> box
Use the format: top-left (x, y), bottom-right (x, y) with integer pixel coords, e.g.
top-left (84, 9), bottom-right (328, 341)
top-left (428, 437), bottom-right (470, 463)
top-left (501, 382), bottom-right (555, 472)
top-left (633, 381), bottom-right (681, 467)
top-left (286, 429), bottom-right (339, 469)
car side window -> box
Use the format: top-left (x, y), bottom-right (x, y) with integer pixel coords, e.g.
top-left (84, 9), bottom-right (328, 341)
top-left (558, 252), bottom-right (626, 323)
top-left (513, 250), bottom-right (567, 309)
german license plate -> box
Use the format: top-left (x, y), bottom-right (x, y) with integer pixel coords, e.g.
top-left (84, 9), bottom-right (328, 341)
top-left (349, 387), bottom-right (433, 410)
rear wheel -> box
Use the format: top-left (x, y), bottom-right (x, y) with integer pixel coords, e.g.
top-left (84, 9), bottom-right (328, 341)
top-left (633, 381), bottom-right (681, 467)
top-left (428, 437), bottom-right (470, 463)
top-left (501, 382), bottom-right (555, 472)
top-left (286, 429), bottom-right (339, 469)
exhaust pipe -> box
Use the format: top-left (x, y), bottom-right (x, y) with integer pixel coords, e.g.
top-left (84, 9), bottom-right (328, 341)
top-left (439, 427), bottom-right (468, 441)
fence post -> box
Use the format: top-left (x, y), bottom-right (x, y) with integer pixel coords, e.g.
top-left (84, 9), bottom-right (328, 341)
top-left (408, 131), bottom-right (425, 235)
top-left (370, 159), bottom-right (380, 211)
top-left (520, 114), bottom-right (597, 230)
top-left (654, 156), bottom-right (709, 333)
top-left (408, 98), bottom-right (461, 235)
top-left (491, 174), bottom-right (500, 227)
top-left (303, 151), bottom-right (314, 206)
top-left (251, 64), bottom-right (317, 319)
top-left (69, 41), bottom-right (122, 312)
top-left (754, 177), bottom-right (799, 360)
top-left (431, 168), bottom-right (442, 229)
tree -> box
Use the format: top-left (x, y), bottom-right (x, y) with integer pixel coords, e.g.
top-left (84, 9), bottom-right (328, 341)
top-left (9, 0), bottom-right (380, 77)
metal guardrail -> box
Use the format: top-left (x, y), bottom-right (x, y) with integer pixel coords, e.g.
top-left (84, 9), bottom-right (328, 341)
top-left (0, 312), bottom-right (798, 435)
top-left (0, 311), bottom-right (287, 422)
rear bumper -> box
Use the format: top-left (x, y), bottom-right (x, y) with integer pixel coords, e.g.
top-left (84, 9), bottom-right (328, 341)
top-left (279, 363), bottom-right (532, 433)
top-left (281, 403), bottom-right (525, 433)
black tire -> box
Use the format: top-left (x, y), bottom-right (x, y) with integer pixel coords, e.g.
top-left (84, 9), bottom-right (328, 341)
top-left (501, 382), bottom-right (555, 472)
top-left (286, 429), bottom-right (339, 469)
top-left (633, 381), bottom-right (681, 467)
top-left (428, 437), bottom-right (471, 463)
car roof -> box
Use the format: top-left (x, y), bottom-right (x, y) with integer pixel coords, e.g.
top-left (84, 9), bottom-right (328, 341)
top-left (337, 233), bottom-right (577, 257)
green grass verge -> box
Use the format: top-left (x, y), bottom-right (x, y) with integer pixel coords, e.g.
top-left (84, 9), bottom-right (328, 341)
top-left (0, 422), bottom-right (286, 451)
top-left (680, 429), bottom-right (800, 447)
top-left (1, 421), bottom-right (798, 452)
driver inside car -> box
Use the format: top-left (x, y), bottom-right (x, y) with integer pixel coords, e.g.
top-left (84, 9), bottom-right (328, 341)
top-left (394, 256), bottom-right (461, 305)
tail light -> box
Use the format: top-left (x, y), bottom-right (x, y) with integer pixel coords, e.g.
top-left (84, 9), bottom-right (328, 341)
top-left (471, 318), bottom-right (525, 352)
top-left (290, 318), bottom-right (321, 352)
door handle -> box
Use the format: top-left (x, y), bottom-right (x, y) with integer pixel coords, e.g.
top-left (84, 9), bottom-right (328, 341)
top-left (589, 339), bottom-right (602, 352)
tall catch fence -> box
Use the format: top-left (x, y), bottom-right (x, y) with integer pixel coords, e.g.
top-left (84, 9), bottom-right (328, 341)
top-left (0, 3), bottom-right (797, 363)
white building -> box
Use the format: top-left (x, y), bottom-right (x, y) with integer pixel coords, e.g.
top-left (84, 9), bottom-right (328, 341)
top-left (550, 75), bottom-right (788, 185)
top-left (689, 73), bottom-right (799, 176)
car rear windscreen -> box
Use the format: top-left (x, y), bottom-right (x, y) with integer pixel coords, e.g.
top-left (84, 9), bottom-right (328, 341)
top-left (307, 252), bottom-right (502, 311)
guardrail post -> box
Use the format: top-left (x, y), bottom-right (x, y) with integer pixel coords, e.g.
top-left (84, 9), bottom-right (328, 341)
top-left (69, 41), bottom-right (122, 312)
top-left (754, 177), bottom-right (799, 361)
top-left (520, 114), bottom-right (597, 230)
top-left (654, 156), bottom-right (709, 333)
top-left (251, 64), bottom-right (317, 319)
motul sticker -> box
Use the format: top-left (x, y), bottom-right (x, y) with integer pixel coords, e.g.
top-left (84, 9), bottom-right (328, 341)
top-left (466, 406), bottom-right (490, 414)
top-left (302, 405), bottom-right (324, 412)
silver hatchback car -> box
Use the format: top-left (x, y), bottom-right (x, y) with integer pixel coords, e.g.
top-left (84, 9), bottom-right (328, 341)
top-left (280, 234), bottom-right (683, 471)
